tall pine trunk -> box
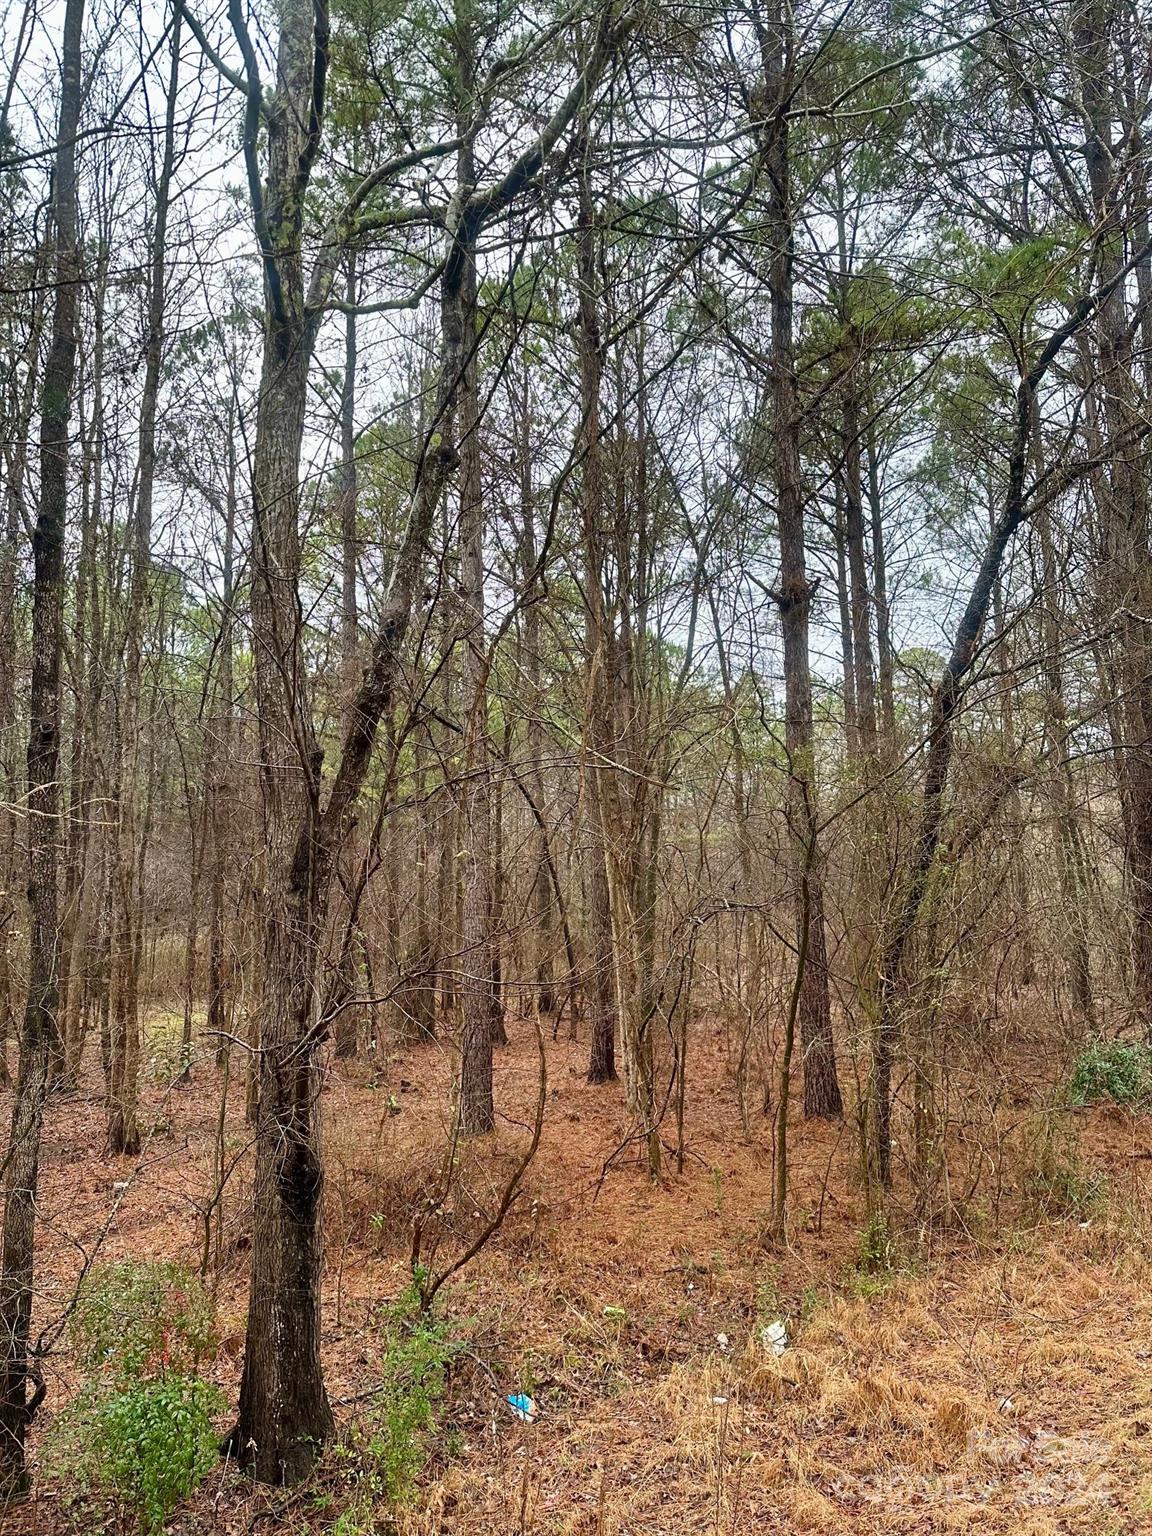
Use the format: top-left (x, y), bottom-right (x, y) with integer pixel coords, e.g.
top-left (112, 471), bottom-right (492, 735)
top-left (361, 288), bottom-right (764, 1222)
top-left (760, 9), bottom-right (842, 1120)
top-left (0, 0), bottom-right (84, 1489)
top-left (456, 98), bottom-right (495, 1134)
top-left (1075, 1), bottom-right (1152, 1024)
top-left (576, 135), bottom-right (618, 1088)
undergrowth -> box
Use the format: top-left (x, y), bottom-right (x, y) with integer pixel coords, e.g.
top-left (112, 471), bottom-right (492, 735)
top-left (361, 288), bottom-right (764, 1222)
top-left (1069, 1036), bottom-right (1152, 1109)
top-left (1022, 1116), bottom-right (1106, 1220)
top-left (49, 1261), bottom-right (222, 1534)
top-left (332, 1273), bottom-right (460, 1530)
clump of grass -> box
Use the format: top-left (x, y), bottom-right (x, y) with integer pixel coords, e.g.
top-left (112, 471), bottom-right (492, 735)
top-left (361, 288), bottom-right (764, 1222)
top-left (841, 1209), bottom-right (927, 1301)
top-left (799, 1282), bottom-right (830, 1321)
top-left (1069, 1036), bottom-right (1152, 1109)
top-left (1021, 1117), bottom-right (1105, 1221)
top-left (857, 1208), bottom-right (895, 1274)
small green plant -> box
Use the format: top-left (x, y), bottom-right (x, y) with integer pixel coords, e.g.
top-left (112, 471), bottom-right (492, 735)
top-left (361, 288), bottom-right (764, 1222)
top-left (799, 1282), bottom-right (829, 1320)
top-left (1069, 1037), bottom-right (1152, 1109)
top-left (52, 1262), bottom-right (222, 1534)
top-left (842, 1208), bottom-right (916, 1298)
top-left (330, 1512), bottom-right (372, 1536)
top-left (1022, 1118), bottom-right (1105, 1220)
top-left (336, 1275), bottom-right (459, 1519)
top-left (754, 1268), bottom-right (782, 1318)
top-left (857, 1208), bottom-right (895, 1273)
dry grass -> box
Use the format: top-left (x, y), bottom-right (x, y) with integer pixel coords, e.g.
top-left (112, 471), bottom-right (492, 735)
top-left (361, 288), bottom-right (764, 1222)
top-left (434, 1241), bottom-right (1151, 1535)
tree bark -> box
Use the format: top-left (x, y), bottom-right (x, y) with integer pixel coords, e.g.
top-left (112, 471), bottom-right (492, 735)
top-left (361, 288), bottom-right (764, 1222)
top-left (576, 133), bottom-right (618, 1088)
top-left (332, 252), bottom-right (361, 1061)
top-left (518, 392), bottom-right (557, 1019)
top-left (208, 420), bottom-right (238, 1071)
top-left (842, 365), bottom-right (877, 758)
top-left (759, 8), bottom-right (842, 1119)
top-left (456, 74), bottom-right (495, 1133)
top-left (0, 0), bottom-right (84, 1489)
top-left (1074, 0), bottom-right (1152, 1025)
top-left (865, 422), bottom-right (897, 747)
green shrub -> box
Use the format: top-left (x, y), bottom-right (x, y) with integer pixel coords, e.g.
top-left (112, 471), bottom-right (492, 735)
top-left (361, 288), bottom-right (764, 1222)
top-left (52, 1263), bottom-right (222, 1534)
top-left (337, 1277), bottom-right (458, 1517)
top-left (71, 1259), bottom-right (216, 1378)
top-left (1069, 1037), bottom-right (1152, 1108)
top-left (74, 1377), bottom-right (222, 1534)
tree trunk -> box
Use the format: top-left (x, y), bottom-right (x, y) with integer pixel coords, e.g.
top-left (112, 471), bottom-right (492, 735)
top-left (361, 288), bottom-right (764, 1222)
top-left (760, 11), bottom-right (842, 1120)
top-left (865, 422), bottom-right (897, 747)
top-left (107, 8), bottom-right (180, 1151)
top-left (832, 487), bottom-right (858, 758)
top-left (842, 364), bottom-right (877, 757)
top-left (453, 48), bottom-right (495, 1132)
top-left (179, 789), bottom-right (206, 1080)
top-left (399, 725), bottom-right (437, 1040)
top-left (518, 394), bottom-right (556, 1020)
top-left (57, 293), bottom-right (99, 1085)
top-left (0, 0), bottom-right (84, 1490)
top-left (1037, 500), bottom-right (1095, 1024)
top-left (209, 424), bottom-right (238, 1070)
top-left (576, 134), bottom-right (618, 1088)
top-left (236, 312), bottom-right (336, 1482)
top-left (0, 262), bottom-right (43, 1089)
top-left (333, 253), bottom-right (361, 1061)
top-left (1075, 1), bottom-right (1152, 1025)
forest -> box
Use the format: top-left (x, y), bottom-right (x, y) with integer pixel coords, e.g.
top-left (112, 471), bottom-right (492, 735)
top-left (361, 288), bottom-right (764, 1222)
top-left (1, 0), bottom-right (1152, 1529)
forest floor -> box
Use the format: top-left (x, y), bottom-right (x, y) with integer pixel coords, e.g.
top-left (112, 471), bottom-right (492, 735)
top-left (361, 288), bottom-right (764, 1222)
top-left (6, 1007), bottom-right (1152, 1535)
